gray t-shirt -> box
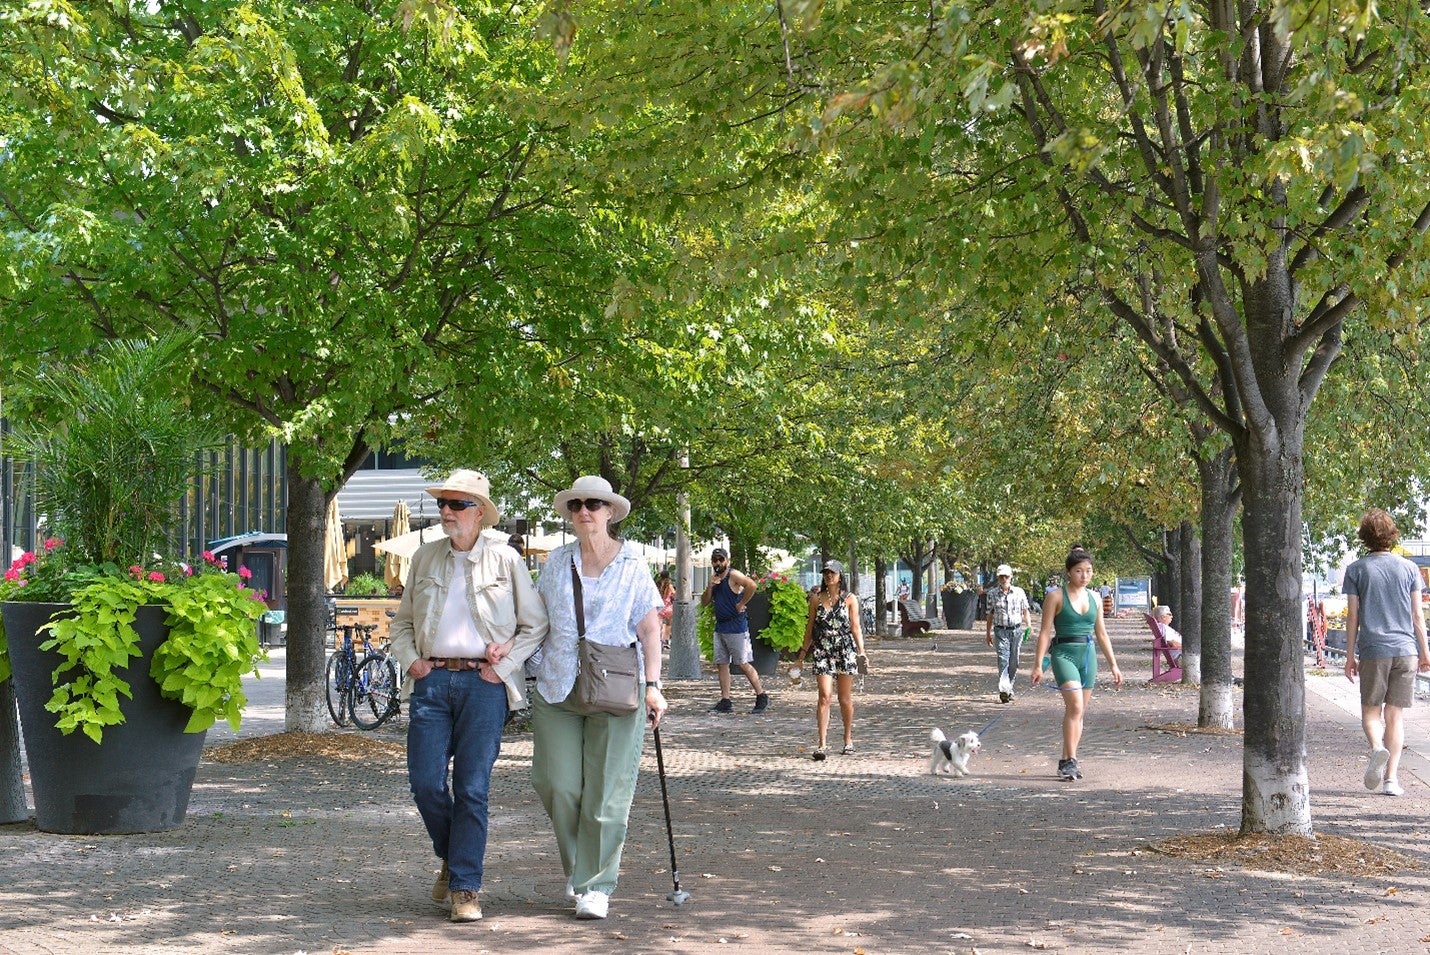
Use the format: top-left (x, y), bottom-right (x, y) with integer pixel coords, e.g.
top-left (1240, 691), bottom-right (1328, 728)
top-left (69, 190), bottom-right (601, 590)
top-left (1342, 552), bottom-right (1423, 659)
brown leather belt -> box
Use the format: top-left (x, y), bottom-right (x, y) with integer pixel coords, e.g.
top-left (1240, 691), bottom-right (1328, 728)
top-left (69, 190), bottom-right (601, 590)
top-left (428, 656), bottom-right (486, 670)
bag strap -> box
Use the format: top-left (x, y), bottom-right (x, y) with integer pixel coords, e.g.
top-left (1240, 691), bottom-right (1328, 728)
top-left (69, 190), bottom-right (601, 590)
top-left (571, 559), bottom-right (586, 638)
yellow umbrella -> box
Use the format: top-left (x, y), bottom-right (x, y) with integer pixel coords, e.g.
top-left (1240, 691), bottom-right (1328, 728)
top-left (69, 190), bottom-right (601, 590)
top-left (323, 496), bottom-right (349, 592)
top-left (384, 500), bottom-right (412, 590)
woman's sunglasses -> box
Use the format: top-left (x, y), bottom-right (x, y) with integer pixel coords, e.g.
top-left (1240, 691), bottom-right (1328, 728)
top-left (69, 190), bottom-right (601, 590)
top-left (566, 498), bottom-right (609, 513)
top-left (436, 498), bottom-right (480, 511)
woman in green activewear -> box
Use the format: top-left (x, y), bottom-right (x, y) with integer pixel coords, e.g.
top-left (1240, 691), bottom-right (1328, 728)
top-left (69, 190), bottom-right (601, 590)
top-left (1030, 545), bottom-right (1122, 780)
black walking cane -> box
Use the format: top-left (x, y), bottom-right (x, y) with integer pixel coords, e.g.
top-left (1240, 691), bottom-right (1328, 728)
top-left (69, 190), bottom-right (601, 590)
top-left (651, 720), bottom-right (691, 906)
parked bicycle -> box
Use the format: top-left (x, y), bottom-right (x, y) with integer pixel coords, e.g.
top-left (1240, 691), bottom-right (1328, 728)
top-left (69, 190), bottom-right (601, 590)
top-left (326, 623), bottom-right (402, 730)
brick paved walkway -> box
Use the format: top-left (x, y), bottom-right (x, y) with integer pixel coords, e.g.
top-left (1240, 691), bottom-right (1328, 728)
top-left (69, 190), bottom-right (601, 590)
top-left (0, 618), bottom-right (1426, 954)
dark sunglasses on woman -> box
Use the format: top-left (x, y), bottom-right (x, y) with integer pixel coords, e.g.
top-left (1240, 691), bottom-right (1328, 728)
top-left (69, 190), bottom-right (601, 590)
top-left (566, 498), bottom-right (609, 513)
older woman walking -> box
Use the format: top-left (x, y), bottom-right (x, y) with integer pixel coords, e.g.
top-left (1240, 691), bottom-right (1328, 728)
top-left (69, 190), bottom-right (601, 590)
top-left (530, 476), bottom-right (666, 920)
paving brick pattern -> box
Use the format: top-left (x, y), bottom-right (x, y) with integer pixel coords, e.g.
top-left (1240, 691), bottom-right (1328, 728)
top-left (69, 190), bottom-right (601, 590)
top-left (0, 618), bottom-right (1426, 954)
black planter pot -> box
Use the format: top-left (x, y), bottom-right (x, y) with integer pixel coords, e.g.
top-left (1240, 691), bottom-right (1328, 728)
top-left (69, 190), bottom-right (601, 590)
top-left (942, 591), bottom-right (978, 630)
top-left (750, 635), bottom-right (780, 676)
top-left (1324, 628), bottom-right (1348, 653)
top-left (741, 593), bottom-right (778, 675)
top-left (2, 601), bottom-right (207, 834)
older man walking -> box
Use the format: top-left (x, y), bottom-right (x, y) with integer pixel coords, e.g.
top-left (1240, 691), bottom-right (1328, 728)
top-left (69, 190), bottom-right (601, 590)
top-left (390, 469), bottom-right (548, 922)
top-left (985, 564), bottom-right (1032, 704)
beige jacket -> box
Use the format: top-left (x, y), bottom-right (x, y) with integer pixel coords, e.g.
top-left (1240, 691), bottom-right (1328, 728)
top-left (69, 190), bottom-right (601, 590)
top-left (389, 533), bottom-right (548, 709)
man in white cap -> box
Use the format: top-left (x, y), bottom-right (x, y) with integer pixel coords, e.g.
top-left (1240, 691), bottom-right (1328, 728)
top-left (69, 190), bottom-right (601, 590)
top-left (390, 469), bottom-right (548, 923)
top-left (984, 563), bottom-right (1032, 704)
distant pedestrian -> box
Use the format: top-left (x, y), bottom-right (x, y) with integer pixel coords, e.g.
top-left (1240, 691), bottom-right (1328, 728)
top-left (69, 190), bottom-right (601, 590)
top-left (656, 571), bottom-right (675, 648)
top-left (795, 559), bottom-right (868, 760)
top-left (985, 564), bottom-right (1032, 704)
top-left (700, 547), bottom-right (769, 714)
top-left (1029, 545), bottom-right (1122, 780)
top-left (1342, 508), bottom-right (1430, 797)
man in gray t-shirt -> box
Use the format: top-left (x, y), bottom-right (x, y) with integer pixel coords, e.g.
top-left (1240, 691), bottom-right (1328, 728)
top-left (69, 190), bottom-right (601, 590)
top-left (1342, 509), bottom-right (1430, 798)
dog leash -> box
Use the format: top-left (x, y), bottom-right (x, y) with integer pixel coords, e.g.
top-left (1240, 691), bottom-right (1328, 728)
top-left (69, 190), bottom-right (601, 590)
top-left (975, 715), bottom-right (1003, 738)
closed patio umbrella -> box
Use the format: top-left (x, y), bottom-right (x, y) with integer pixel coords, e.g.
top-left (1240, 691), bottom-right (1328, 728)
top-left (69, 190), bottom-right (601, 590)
top-left (323, 496), bottom-right (348, 592)
top-left (383, 500), bottom-right (412, 590)
top-left (373, 524), bottom-right (447, 560)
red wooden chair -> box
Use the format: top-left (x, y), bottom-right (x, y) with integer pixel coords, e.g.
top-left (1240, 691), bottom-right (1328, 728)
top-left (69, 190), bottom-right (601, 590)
top-left (1142, 612), bottom-right (1183, 683)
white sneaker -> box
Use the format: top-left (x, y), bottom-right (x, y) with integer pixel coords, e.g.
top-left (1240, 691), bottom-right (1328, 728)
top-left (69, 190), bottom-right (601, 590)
top-left (1383, 779), bottom-right (1405, 797)
top-left (575, 890), bottom-right (609, 920)
top-left (1364, 747), bottom-right (1390, 790)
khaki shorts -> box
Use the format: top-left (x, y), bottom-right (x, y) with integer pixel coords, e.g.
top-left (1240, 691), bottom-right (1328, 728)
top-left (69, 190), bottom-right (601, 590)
top-left (1359, 655), bottom-right (1416, 709)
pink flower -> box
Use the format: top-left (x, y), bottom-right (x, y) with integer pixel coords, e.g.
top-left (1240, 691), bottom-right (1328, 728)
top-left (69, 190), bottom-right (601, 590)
top-left (238, 566), bottom-right (252, 580)
top-left (19, 551), bottom-right (37, 566)
top-left (181, 563), bottom-right (193, 577)
top-left (3, 568), bottom-right (21, 583)
top-left (202, 550), bottom-right (216, 563)
top-left (250, 590), bottom-right (266, 602)
top-left (147, 571), bottom-right (166, 583)
top-left (43, 537), bottom-right (62, 551)
top-left (129, 565), bottom-right (144, 578)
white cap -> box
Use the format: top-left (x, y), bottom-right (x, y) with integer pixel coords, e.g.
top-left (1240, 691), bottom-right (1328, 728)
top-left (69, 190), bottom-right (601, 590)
top-left (995, 564), bottom-right (1013, 578)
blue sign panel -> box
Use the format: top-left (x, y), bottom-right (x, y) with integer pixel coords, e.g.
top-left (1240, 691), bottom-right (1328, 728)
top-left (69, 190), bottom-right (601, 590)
top-left (1115, 577), bottom-right (1151, 611)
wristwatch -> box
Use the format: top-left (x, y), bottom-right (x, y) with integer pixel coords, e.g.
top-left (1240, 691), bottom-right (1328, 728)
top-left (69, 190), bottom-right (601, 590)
top-left (646, 680), bottom-right (663, 690)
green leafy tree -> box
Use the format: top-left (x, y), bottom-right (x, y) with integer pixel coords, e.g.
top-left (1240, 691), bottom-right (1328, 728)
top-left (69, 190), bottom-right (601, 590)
top-left (0, 2), bottom-right (668, 729)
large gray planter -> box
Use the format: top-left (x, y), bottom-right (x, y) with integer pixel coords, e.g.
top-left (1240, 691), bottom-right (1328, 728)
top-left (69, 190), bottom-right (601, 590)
top-left (1, 601), bottom-right (206, 834)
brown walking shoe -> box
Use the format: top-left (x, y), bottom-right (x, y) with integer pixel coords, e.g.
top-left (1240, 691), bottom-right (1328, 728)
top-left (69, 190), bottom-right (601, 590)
top-left (449, 889), bottom-right (483, 922)
top-left (432, 861), bottom-right (450, 904)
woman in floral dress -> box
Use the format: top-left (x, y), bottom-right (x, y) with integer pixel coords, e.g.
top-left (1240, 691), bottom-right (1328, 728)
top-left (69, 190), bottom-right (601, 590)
top-left (794, 559), bottom-right (867, 760)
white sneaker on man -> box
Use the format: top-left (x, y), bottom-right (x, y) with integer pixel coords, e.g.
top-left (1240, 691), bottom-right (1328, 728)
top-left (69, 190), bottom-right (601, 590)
top-left (1364, 747), bottom-right (1390, 791)
top-left (575, 890), bottom-right (609, 919)
top-left (1383, 778), bottom-right (1405, 797)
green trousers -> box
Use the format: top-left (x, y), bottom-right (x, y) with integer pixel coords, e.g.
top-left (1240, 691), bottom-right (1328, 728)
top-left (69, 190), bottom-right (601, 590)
top-left (530, 688), bottom-right (646, 896)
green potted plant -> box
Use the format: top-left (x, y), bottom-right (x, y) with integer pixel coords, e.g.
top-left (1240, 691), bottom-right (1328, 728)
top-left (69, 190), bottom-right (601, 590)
top-left (746, 571), bottom-right (809, 675)
top-left (0, 339), bottom-right (265, 834)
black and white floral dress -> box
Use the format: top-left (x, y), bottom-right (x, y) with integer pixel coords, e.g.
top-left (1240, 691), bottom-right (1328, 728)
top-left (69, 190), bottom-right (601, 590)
top-left (811, 594), bottom-right (859, 676)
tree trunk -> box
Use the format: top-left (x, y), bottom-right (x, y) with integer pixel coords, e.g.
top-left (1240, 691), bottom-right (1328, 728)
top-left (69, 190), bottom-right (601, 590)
top-left (874, 556), bottom-right (887, 637)
top-left (1159, 527), bottom-right (1182, 618)
top-left (1238, 425), bottom-right (1311, 835)
top-left (668, 471), bottom-right (700, 681)
top-left (1177, 520), bottom-right (1201, 684)
top-left (1197, 448), bottom-right (1238, 727)
top-left (285, 471), bottom-right (331, 732)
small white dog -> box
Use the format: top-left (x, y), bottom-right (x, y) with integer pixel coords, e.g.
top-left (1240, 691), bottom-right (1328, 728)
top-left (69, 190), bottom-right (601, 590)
top-left (928, 728), bottom-right (981, 777)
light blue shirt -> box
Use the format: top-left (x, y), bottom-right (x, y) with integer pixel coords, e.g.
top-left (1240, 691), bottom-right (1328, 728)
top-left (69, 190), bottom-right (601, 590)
top-left (533, 541), bottom-right (662, 704)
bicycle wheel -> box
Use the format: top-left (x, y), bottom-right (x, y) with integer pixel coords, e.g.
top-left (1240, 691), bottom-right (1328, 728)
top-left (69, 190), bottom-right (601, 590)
top-left (351, 654), bottom-right (401, 730)
top-left (326, 653), bottom-right (352, 727)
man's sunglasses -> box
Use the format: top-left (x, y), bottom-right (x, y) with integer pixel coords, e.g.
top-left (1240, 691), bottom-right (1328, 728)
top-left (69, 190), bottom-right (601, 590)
top-left (436, 498), bottom-right (480, 511)
top-left (566, 498), bottom-right (609, 513)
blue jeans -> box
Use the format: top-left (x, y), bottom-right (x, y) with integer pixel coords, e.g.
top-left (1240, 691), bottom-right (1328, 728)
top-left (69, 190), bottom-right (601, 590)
top-left (993, 626), bottom-right (1022, 689)
top-left (407, 667), bottom-right (508, 892)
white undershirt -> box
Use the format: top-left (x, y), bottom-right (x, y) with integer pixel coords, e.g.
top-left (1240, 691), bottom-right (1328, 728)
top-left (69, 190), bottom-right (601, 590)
top-left (429, 550), bottom-right (487, 658)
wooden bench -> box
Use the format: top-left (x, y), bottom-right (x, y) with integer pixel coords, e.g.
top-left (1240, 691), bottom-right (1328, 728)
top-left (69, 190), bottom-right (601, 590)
top-left (1142, 612), bottom-right (1183, 683)
top-left (897, 598), bottom-right (938, 636)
